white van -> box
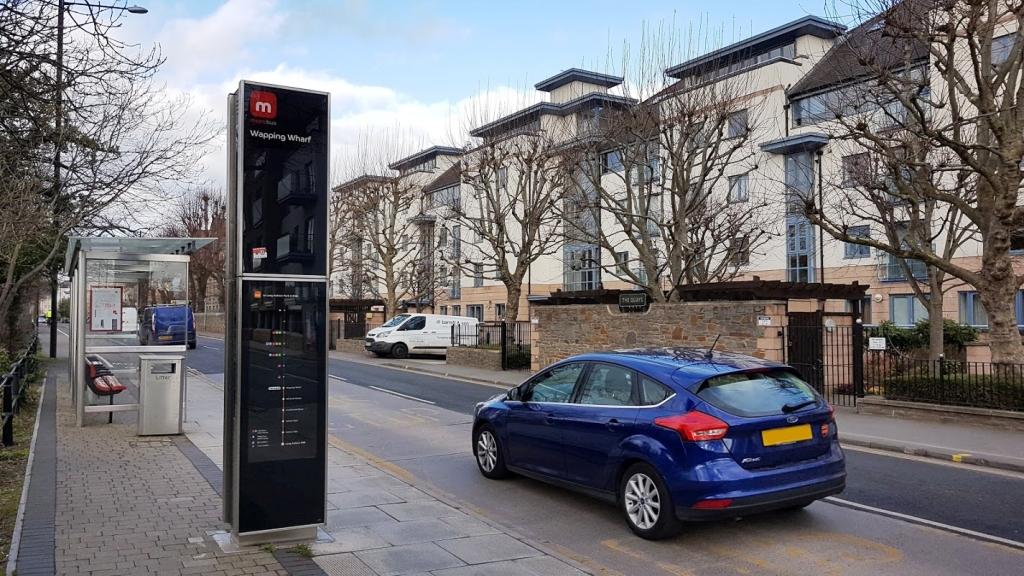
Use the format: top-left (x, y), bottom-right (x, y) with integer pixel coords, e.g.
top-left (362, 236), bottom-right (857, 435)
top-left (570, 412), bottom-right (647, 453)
top-left (121, 307), bottom-right (138, 333)
top-left (365, 313), bottom-right (479, 359)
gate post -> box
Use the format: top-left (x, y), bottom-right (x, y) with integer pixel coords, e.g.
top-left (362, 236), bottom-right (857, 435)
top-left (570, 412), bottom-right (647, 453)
top-left (500, 321), bottom-right (508, 371)
top-left (852, 318), bottom-right (864, 398)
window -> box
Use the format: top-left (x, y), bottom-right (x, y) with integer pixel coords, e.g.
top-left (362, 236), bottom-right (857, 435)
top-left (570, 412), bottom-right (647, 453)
top-left (890, 294), bottom-right (928, 326)
top-left (527, 363), bottom-right (583, 403)
top-left (615, 251), bottom-right (629, 274)
top-left (449, 270), bottom-right (460, 299)
top-left (786, 216), bottom-right (815, 282)
top-left (473, 263), bottom-right (483, 287)
top-left (440, 305), bottom-right (448, 315)
top-left (495, 303), bottom-right (506, 320)
top-left (577, 364), bottom-right (637, 406)
top-left (438, 227), bottom-right (447, 248)
top-left (731, 236), bottom-right (750, 266)
top-left (467, 304), bottom-right (483, 321)
top-left (727, 109), bottom-right (748, 139)
top-left (497, 167), bottom-right (508, 192)
top-left (601, 150), bottom-right (623, 173)
top-left (432, 185), bottom-right (460, 210)
top-left (400, 316), bottom-right (426, 331)
top-left (844, 225), bottom-right (870, 258)
top-left (564, 245), bottom-right (600, 291)
top-left (451, 225), bottom-right (461, 259)
top-left (959, 291), bottom-right (988, 327)
top-left (993, 34), bottom-right (1015, 66)
top-left (452, 305), bottom-right (461, 315)
top-left (1012, 228), bottom-right (1024, 254)
top-left (697, 370), bottom-right (818, 417)
top-left (728, 174), bottom-right (749, 202)
top-left (885, 223), bottom-right (927, 280)
top-left (305, 218), bottom-right (315, 253)
top-left (640, 377), bottom-right (673, 406)
top-left (842, 153), bottom-right (870, 187)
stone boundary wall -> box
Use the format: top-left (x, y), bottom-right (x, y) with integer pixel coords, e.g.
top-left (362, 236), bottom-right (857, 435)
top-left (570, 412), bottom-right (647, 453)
top-left (858, 396), bottom-right (1024, 432)
top-left (194, 312), bottom-right (225, 336)
top-left (448, 346), bottom-right (503, 372)
top-left (532, 301), bottom-right (789, 371)
top-left (335, 338), bottom-right (371, 355)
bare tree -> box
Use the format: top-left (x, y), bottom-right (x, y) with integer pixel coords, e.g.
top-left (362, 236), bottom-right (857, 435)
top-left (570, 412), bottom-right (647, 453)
top-left (560, 33), bottom-right (774, 302)
top-left (161, 188), bottom-right (227, 312)
top-left (448, 130), bottom-right (567, 321)
top-left (805, 0), bottom-right (1024, 362)
top-left (0, 0), bottom-right (216, 342)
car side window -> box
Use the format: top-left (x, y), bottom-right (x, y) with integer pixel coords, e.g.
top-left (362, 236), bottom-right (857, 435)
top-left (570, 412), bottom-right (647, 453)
top-left (640, 376), bottom-right (673, 406)
top-left (400, 316), bottom-right (426, 331)
top-left (526, 363), bottom-right (583, 403)
top-left (577, 364), bottom-right (638, 406)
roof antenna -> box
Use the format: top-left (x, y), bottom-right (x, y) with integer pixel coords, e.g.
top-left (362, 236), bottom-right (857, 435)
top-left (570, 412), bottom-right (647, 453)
top-left (705, 334), bottom-right (721, 361)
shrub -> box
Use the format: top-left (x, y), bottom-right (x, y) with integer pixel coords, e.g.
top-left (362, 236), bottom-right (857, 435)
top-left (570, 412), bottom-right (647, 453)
top-left (913, 318), bottom-right (978, 348)
top-left (867, 321), bottom-right (921, 350)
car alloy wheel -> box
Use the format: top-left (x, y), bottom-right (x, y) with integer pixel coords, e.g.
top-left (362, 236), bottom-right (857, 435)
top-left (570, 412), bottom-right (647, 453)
top-left (476, 430), bottom-right (498, 473)
top-left (624, 472), bottom-right (661, 530)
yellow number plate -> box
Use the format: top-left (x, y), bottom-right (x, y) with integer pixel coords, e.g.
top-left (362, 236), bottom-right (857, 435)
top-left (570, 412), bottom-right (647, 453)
top-left (761, 424), bottom-right (812, 447)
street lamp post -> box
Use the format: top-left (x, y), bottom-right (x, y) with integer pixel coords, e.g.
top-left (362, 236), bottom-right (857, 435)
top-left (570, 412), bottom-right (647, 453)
top-left (49, 0), bottom-right (147, 358)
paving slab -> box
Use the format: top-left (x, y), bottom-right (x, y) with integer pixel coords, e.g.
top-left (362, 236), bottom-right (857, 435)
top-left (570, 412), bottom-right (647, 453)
top-left (355, 542), bottom-right (464, 576)
top-left (436, 534), bottom-right (543, 565)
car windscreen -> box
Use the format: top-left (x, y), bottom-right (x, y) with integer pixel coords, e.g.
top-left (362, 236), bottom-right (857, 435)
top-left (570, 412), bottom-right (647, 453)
top-left (695, 369), bottom-right (820, 417)
top-left (381, 314), bottom-right (410, 328)
top-left (155, 307), bottom-right (188, 323)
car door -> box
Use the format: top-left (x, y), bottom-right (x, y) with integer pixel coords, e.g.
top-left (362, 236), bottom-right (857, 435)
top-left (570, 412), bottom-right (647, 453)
top-left (504, 362), bottom-right (585, 478)
top-left (397, 315), bottom-right (426, 350)
top-left (559, 362), bottom-right (641, 491)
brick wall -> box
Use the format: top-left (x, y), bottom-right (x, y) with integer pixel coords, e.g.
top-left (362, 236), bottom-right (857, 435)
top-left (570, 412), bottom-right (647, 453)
top-left (532, 301), bottom-right (788, 370)
top-left (447, 346), bottom-right (503, 371)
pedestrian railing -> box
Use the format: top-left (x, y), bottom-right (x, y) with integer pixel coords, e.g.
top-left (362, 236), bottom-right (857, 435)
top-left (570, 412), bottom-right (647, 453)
top-left (864, 352), bottom-right (1024, 412)
top-left (2, 335), bottom-right (39, 446)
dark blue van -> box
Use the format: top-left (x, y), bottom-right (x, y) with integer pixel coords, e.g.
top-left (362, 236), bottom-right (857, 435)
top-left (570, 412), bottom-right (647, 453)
top-left (139, 305), bottom-right (196, 349)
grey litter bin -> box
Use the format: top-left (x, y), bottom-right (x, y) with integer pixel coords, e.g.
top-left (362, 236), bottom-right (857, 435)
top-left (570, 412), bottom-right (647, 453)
top-left (138, 354), bottom-right (185, 436)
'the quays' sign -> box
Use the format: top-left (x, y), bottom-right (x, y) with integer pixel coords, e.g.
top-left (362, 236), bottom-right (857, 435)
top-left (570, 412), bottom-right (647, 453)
top-left (225, 81), bottom-right (329, 544)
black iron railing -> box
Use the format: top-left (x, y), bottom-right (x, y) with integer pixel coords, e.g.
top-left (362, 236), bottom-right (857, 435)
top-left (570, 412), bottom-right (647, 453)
top-left (2, 335), bottom-right (39, 447)
top-left (864, 352), bottom-right (1024, 412)
top-left (343, 322), bottom-right (381, 340)
top-left (451, 321), bottom-right (532, 370)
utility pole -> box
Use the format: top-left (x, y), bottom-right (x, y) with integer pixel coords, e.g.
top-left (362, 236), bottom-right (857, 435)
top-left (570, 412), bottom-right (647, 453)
top-left (50, 0), bottom-right (65, 358)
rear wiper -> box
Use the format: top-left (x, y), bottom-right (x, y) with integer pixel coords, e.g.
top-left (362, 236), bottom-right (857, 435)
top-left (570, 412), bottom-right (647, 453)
top-left (782, 400), bottom-right (816, 413)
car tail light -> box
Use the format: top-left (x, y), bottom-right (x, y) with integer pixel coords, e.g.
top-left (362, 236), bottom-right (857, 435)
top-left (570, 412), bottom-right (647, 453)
top-left (654, 411), bottom-right (729, 441)
top-left (692, 498), bottom-right (733, 509)
top-left (827, 403), bottom-right (835, 417)
top-left (820, 422), bottom-right (831, 438)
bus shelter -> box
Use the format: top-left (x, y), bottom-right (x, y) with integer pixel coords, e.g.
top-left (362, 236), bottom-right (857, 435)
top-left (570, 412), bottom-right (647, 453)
top-left (64, 237), bottom-right (214, 428)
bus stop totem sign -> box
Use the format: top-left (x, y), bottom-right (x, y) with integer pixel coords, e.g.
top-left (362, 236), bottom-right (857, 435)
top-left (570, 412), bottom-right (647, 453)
top-left (227, 80), bottom-right (329, 539)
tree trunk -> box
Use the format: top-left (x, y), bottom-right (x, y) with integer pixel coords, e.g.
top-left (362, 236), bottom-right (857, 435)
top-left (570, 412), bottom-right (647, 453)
top-left (504, 282), bottom-right (522, 322)
top-left (978, 277), bottom-right (1024, 364)
top-left (927, 275), bottom-right (945, 362)
top-left (386, 286), bottom-right (398, 319)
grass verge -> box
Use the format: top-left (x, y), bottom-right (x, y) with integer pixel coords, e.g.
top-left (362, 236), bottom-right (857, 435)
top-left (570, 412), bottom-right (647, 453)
top-left (0, 373), bottom-right (41, 566)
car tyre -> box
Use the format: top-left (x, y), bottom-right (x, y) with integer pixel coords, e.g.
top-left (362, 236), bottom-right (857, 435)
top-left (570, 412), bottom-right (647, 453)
top-left (619, 463), bottom-right (681, 540)
top-left (391, 343), bottom-right (409, 359)
top-left (473, 424), bottom-right (510, 479)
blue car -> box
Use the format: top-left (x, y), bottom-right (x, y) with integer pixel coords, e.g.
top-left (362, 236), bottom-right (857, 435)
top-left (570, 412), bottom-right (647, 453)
top-left (472, 348), bottom-right (845, 539)
top-left (139, 305), bottom-right (197, 349)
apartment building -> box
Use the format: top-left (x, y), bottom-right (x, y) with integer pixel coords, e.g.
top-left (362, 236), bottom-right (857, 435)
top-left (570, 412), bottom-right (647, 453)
top-left (335, 10), bottom-right (1022, 330)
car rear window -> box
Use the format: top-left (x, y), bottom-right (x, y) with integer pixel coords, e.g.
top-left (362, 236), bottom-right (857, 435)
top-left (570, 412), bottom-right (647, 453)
top-left (156, 307), bottom-right (187, 322)
top-left (695, 370), bottom-right (819, 417)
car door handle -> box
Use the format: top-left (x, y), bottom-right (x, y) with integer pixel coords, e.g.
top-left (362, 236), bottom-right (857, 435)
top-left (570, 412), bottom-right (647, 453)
top-left (606, 418), bottom-right (623, 430)
top-left (545, 414), bottom-right (564, 425)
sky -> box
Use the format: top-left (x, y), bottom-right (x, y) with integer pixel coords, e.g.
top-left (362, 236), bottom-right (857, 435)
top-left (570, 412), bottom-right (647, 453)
top-left (113, 0), bottom-right (837, 189)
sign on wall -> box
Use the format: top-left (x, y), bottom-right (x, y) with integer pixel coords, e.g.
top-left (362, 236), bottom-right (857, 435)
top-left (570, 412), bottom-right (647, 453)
top-left (89, 286), bottom-right (122, 332)
top-left (618, 292), bottom-right (648, 313)
top-left (226, 81), bottom-right (329, 541)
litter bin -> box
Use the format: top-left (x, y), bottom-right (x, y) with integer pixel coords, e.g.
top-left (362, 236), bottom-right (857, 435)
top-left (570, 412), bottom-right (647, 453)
top-left (138, 354), bottom-right (185, 435)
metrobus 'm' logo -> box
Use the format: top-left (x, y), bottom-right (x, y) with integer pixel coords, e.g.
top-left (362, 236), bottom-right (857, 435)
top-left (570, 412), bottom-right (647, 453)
top-left (250, 90), bottom-right (277, 119)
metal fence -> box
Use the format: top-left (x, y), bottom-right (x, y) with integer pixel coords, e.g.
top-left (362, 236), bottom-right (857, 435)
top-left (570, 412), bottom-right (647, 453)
top-left (864, 352), bottom-right (1024, 412)
top-left (342, 322), bottom-right (381, 340)
top-left (782, 322), bottom-right (863, 407)
top-left (452, 321), bottom-right (532, 370)
top-left (2, 335), bottom-right (39, 447)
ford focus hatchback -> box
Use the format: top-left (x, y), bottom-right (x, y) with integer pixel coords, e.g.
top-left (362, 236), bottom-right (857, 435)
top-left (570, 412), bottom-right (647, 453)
top-left (472, 348), bottom-right (845, 539)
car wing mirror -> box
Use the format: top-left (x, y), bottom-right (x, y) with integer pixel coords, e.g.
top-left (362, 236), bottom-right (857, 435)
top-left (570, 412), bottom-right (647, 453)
top-left (506, 387), bottom-right (519, 401)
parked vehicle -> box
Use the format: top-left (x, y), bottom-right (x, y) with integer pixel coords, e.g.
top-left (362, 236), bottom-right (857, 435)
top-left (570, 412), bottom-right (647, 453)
top-left (472, 348), bottom-right (845, 540)
top-left (364, 313), bottom-right (479, 359)
top-left (139, 305), bottom-right (196, 349)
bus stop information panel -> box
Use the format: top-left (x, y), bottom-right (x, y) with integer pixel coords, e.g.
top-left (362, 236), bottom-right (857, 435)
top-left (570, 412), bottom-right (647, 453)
top-left (230, 80), bottom-right (329, 537)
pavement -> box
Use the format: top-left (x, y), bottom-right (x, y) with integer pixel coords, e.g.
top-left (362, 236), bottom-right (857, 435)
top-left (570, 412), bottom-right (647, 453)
top-left (330, 349), bottom-right (1024, 473)
top-left (9, 330), bottom-right (590, 576)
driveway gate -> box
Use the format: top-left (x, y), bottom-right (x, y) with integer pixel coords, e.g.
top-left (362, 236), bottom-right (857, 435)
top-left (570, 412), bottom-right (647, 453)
top-left (784, 311), bottom-right (863, 407)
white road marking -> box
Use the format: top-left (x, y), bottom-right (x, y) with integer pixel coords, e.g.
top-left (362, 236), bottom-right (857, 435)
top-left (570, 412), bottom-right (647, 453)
top-left (824, 496), bottom-right (1024, 551)
top-left (57, 328), bottom-right (70, 337)
top-left (201, 345), bottom-right (218, 350)
top-left (329, 375), bottom-right (348, 382)
top-left (842, 444), bottom-right (1024, 479)
top-left (368, 386), bottom-right (436, 405)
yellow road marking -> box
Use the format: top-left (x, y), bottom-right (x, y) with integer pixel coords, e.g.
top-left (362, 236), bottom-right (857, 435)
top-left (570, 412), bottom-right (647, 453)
top-left (952, 453), bottom-right (970, 463)
top-left (601, 539), bottom-right (695, 576)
